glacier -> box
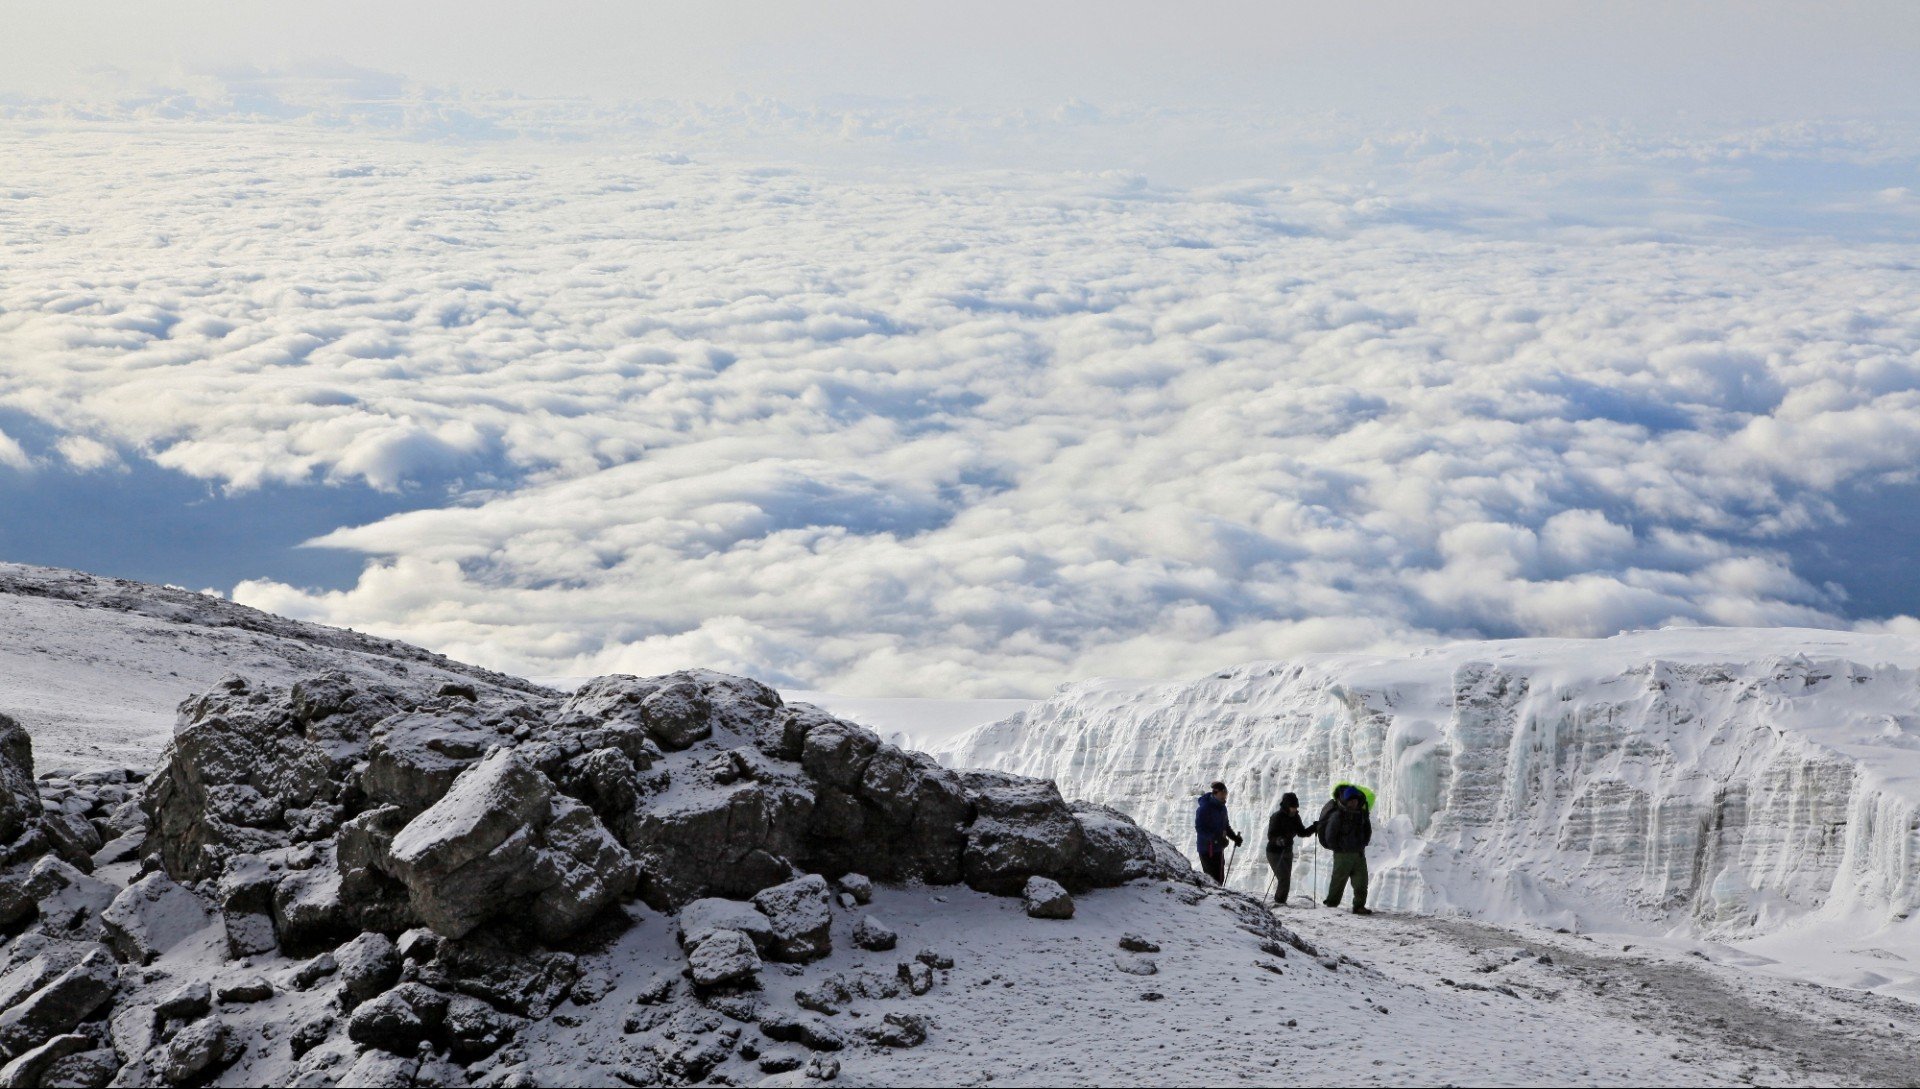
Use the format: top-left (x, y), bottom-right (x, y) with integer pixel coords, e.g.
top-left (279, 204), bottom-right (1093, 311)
top-left (935, 626), bottom-right (1920, 994)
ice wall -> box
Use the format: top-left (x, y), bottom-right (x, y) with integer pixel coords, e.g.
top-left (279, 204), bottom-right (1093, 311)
top-left (936, 628), bottom-right (1920, 938)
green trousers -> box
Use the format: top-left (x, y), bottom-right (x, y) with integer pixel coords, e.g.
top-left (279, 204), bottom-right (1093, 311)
top-left (1325, 851), bottom-right (1368, 909)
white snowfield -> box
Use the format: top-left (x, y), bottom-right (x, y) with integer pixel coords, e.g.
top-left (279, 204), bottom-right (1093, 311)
top-left (936, 626), bottom-right (1920, 999)
top-left (0, 562), bottom-right (551, 769)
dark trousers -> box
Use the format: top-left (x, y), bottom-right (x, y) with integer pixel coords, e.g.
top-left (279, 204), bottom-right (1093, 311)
top-left (1198, 839), bottom-right (1226, 883)
top-left (1326, 851), bottom-right (1368, 909)
top-left (1265, 847), bottom-right (1292, 902)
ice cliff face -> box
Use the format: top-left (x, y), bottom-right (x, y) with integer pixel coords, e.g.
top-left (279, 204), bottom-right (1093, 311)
top-left (937, 628), bottom-right (1920, 939)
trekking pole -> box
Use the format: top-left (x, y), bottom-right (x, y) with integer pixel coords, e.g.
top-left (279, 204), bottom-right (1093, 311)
top-left (1312, 846), bottom-right (1319, 906)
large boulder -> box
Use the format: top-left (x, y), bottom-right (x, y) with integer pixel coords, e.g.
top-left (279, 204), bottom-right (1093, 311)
top-left (382, 750), bottom-right (636, 942)
top-left (1069, 801), bottom-right (1192, 886)
top-left (0, 942), bottom-right (116, 1057)
top-left (751, 875), bottom-right (833, 963)
top-left (956, 771), bottom-right (1085, 894)
top-left (100, 873), bottom-right (216, 966)
top-left (625, 777), bottom-right (813, 910)
top-left (0, 716), bottom-right (39, 845)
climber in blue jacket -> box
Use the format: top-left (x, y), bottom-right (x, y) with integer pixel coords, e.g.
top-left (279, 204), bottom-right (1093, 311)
top-left (1193, 780), bottom-right (1242, 884)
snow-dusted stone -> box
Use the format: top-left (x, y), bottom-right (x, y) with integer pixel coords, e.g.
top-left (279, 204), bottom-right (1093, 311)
top-left (1070, 801), bottom-right (1191, 885)
top-left (1118, 933), bottom-right (1161, 953)
top-left (21, 858), bottom-right (116, 941)
top-left (1022, 876), bottom-right (1074, 920)
top-left (38, 810), bottom-right (101, 867)
top-left (377, 793), bottom-right (502, 919)
top-left (686, 929), bottom-right (761, 988)
top-left (442, 994), bottom-right (522, 1062)
top-left (215, 975), bottom-right (273, 1004)
top-left (157, 1017), bottom-right (237, 1086)
top-left (896, 960), bottom-right (934, 996)
top-left (335, 933), bottom-right (401, 1007)
top-left (751, 875), bottom-right (833, 962)
top-left (0, 1031), bottom-right (89, 1088)
top-left (346, 990), bottom-right (428, 1054)
top-left (384, 748), bottom-right (637, 941)
top-left (0, 944), bottom-right (116, 1055)
top-left (856, 1011), bottom-right (927, 1049)
top-left (852, 915), bottom-right (897, 952)
top-left (154, 981), bottom-right (210, 1021)
top-left (806, 1054), bottom-right (841, 1080)
top-left (759, 1012), bottom-right (845, 1052)
top-left (624, 776), bottom-right (812, 910)
top-left (271, 865), bottom-right (346, 954)
top-left (361, 710), bottom-right (496, 812)
top-left (337, 1049), bottom-right (418, 1089)
top-left (38, 1046), bottom-right (118, 1088)
top-left (677, 899), bottom-right (774, 952)
top-left (0, 714), bottom-right (43, 847)
top-left (560, 676), bottom-right (715, 752)
top-left (529, 795), bottom-right (639, 942)
top-left (835, 874), bottom-right (873, 905)
top-left (100, 872), bottom-right (215, 966)
top-left (956, 771), bottom-right (1084, 895)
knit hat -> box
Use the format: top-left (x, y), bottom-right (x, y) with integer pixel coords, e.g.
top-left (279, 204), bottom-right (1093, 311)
top-left (1280, 792), bottom-right (1299, 808)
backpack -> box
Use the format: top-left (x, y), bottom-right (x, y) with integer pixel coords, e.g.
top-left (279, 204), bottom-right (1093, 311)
top-left (1316, 798), bottom-right (1340, 850)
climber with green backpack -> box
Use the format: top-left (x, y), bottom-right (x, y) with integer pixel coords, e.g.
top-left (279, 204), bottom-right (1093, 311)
top-left (1317, 782), bottom-right (1374, 915)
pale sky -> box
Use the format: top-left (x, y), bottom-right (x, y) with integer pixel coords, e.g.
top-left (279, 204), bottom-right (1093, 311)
top-left (7, 2), bottom-right (1918, 123)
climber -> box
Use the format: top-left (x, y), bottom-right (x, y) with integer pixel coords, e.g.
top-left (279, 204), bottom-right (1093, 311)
top-left (1264, 792), bottom-right (1317, 905)
top-left (1194, 780), bottom-right (1242, 884)
top-left (1317, 783), bottom-right (1374, 914)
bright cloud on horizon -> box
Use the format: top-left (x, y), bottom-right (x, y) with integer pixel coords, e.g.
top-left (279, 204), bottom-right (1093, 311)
top-left (5, 106), bottom-right (1920, 696)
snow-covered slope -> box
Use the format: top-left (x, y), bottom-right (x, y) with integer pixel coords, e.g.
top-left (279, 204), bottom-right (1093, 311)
top-left (936, 627), bottom-right (1920, 996)
top-left (0, 562), bottom-right (550, 768)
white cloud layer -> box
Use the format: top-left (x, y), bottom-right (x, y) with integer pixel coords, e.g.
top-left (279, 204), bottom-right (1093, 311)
top-left (4, 116), bottom-right (1920, 695)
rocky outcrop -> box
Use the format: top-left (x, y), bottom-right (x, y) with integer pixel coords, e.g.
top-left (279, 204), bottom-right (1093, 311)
top-left (0, 665), bottom-right (1192, 1087)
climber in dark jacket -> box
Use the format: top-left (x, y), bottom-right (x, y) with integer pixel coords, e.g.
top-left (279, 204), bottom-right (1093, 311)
top-left (1193, 781), bottom-right (1242, 884)
top-left (1318, 784), bottom-right (1374, 914)
top-left (1264, 792), bottom-right (1316, 905)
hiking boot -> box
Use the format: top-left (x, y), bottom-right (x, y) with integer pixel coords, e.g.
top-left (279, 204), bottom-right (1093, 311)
top-left (1322, 899), bottom-right (1338, 908)
top-left (1351, 906), bottom-right (1374, 916)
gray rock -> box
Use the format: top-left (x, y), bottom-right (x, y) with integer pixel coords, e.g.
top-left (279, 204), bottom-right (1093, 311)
top-left (1071, 801), bottom-right (1192, 885)
top-left (751, 875), bottom-right (833, 962)
top-left (835, 873), bottom-right (873, 905)
top-left (1023, 876), bottom-right (1074, 920)
top-left (21, 859), bottom-right (115, 941)
top-left (625, 779), bottom-right (812, 909)
top-left (37, 1046), bottom-right (117, 1088)
top-left (361, 710), bottom-right (496, 812)
top-left (442, 994), bottom-right (521, 1062)
top-left (155, 1017), bottom-right (236, 1086)
top-left (852, 914), bottom-right (897, 952)
top-left (383, 749), bottom-right (636, 942)
top-left (0, 1032), bottom-right (89, 1088)
top-left (958, 772), bottom-right (1084, 894)
top-left (271, 865), bottom-right (346, 953)
top-left (153, 981), bottom-right (210, 1021)
top-left (0, 714), bottom-right (43, 847)
top-left (897, 959), bottom-right (934, 996)
top-left (215, 975), bottom-right (272, 1004)
top-left (0, 945), bottom-right (116, 1056)
top-left (676, 898), bottom-right (773, 952)
top-left (759, 1012), bottom-right (845, 1052)
top-left (100, 873), bottom-right (215, 966)
top-left (334, 932), bottom-right (401, 1007)
top-left (1119, 932), bottom-right (1161, 953)
top-left (346, 990), bottom-right (427, 1054)
top-left (336, 1049), bottom-right (418, 1089)
top-left (806, 1054), bottom-right (841, 1081)
top-left (686, 929), bottom-right (761, 988)
top-left (856, 1011), bottom-right (928, 1049)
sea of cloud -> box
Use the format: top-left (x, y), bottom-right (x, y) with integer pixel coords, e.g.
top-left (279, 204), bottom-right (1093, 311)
top-left (4, 103), bottom-right (1920, 695)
